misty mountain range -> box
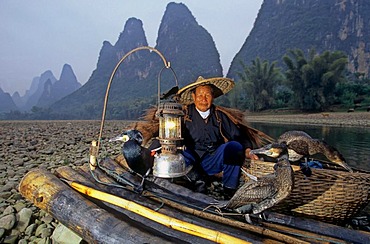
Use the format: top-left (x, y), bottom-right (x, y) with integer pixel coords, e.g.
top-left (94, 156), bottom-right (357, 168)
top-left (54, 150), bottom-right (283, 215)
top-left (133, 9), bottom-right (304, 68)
top-left (1, 0), bottom-right (369, 117)
top-left (1, 64), bottom-right (81, 113)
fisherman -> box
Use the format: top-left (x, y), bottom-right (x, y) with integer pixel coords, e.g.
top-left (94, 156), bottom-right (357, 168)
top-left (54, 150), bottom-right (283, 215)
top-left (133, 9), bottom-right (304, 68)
top-left (177, 76), bottom-right (259, 199)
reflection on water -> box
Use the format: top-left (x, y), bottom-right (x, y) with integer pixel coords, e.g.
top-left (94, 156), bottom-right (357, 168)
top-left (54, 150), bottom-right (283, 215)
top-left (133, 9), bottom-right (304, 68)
top-left (250, 122), bottom-right (370, 171)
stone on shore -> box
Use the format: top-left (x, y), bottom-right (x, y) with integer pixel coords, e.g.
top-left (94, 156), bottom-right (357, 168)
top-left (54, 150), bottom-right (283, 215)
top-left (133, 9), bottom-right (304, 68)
top-left (15, 208), bottom-right (33, 232)
top-left (51, 224), bottom-right (83, 244)
top-left (0, 214), bottom-right (16, 230)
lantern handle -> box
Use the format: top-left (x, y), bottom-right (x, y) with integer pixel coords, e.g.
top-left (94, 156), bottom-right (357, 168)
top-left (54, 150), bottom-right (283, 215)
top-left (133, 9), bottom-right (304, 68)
top-left (157, 65), bottom-right (179, 107)
top-left (96, 46), bottom-right (170, 157)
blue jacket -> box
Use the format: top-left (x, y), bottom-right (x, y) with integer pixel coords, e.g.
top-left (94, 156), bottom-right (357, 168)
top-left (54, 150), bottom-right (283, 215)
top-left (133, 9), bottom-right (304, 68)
top-left (183, 104), bottom-right (252, 158)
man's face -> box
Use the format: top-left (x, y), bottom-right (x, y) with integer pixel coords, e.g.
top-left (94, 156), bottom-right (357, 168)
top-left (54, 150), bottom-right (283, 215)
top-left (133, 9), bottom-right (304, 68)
top-left (192, 85), bottom-right (214, 112)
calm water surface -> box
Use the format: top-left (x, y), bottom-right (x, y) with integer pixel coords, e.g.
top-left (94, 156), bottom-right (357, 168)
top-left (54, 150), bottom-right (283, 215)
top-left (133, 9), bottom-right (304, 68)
top-left (249, 122), bottom-right (370, 171)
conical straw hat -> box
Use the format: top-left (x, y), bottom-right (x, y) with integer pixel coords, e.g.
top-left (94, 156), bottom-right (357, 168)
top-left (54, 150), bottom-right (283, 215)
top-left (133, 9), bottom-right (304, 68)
top-left (177, 76), bottom-right (234, 105)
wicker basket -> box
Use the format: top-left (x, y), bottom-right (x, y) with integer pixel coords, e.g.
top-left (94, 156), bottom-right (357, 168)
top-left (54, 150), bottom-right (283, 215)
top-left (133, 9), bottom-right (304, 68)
top-left (246, 160), bottom-right (370, 224)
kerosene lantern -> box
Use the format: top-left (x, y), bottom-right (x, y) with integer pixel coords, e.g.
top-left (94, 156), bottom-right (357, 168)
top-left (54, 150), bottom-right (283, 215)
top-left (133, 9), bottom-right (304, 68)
top-left (152, 70), bottom-right (191, 178)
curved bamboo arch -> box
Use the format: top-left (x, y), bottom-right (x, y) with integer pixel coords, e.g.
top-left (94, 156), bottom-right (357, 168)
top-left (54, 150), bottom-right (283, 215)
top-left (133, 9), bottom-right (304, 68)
top-left (97, 46), bottom-right (172, 155)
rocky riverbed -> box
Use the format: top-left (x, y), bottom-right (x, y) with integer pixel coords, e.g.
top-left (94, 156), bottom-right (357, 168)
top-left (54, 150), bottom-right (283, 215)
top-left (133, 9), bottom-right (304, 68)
top-left (1, 113), bottom-right (369, 243)
top-left (0, 120), bottom-right (131, 243)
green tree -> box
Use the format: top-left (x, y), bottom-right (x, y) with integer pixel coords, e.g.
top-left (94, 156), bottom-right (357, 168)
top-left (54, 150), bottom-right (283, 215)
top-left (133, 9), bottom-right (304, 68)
top-left (335, 81), bottom-right (370, 106)
top-left (273, 85), bottom-right (293, 108)
top-left (235, 57), bottom-right (282, 111)
top-left (283, 48), bottom-right (348, 111)
top-left (283, 49), bottom-right (311, 110)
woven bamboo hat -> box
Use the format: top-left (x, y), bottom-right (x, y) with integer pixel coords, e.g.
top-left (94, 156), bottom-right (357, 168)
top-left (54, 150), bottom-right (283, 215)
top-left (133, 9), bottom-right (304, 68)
top-left (177, 76), bottom-right (234, 105)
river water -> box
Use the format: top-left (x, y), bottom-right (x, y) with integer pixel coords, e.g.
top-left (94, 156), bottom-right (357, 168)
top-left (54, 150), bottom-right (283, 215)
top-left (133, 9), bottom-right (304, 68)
top-left (249, 122), bottom-right (370, 171)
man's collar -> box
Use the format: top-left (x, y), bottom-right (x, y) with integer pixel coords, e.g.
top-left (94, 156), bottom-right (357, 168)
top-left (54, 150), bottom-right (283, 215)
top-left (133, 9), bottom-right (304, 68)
top-left (196, 107), bottom-right (210, 119)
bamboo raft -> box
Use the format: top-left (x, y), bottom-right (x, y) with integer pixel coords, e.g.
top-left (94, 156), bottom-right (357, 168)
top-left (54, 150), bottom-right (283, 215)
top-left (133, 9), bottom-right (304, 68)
top-left (19, 155), bottom-right (370, 244)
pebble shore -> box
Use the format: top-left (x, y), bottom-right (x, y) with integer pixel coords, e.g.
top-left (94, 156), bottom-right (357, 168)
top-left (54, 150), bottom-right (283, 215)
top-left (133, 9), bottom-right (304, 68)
top-left (0, 112), bottom-right (369, 243)
top-left (0, 120), bottom-right (130, 243)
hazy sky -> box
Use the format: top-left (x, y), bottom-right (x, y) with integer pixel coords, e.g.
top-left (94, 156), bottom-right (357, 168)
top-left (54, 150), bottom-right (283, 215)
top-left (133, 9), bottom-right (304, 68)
top-left (0, 0), bottom-right (263, 96)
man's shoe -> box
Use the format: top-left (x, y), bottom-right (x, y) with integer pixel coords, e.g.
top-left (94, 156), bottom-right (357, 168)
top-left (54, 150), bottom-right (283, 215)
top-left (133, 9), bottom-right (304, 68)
top-left (185, 167), bottom-right (208, 193)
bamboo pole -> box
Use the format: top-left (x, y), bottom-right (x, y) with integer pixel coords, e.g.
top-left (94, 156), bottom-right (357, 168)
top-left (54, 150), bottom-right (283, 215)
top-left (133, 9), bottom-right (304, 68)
top-left (66, 179), bottom-right (250, 244)
top-left (261, 221), bottom-right (347, 244)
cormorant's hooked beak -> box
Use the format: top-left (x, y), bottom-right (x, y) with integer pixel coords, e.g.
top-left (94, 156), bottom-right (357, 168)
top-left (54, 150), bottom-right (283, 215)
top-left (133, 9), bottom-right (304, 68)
top-left (250, 144), bottom-right (284, 158)
top-left (109, 134), bottom-right (129, 142)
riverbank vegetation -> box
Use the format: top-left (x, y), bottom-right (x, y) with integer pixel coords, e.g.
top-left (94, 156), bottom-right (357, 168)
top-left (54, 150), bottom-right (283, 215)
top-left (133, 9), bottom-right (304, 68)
top-left (225, 48), bottom-right (370, 113)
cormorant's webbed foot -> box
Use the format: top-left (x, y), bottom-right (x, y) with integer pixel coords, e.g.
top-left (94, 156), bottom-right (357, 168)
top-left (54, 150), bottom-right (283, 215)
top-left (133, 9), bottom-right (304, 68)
top-left (247, 212), bottom-right (266, 224)
top-left (235, 203), bottom-right (254, 214)
top-left (243, 212), bottom-right (266, 224)
top-left (234, 204), bottom-right (267, 224)
top-left (134, 168), bottom-right (151, 194)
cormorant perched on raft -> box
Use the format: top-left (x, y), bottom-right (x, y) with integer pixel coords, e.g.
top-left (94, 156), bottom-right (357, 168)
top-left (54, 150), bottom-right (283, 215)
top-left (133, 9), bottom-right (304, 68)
top-left (277, 130), bottom-right (353, 172)
top-left (224, 142), bottom-right (294, 215)
top-left (110, 129), bottom-right (154, 176)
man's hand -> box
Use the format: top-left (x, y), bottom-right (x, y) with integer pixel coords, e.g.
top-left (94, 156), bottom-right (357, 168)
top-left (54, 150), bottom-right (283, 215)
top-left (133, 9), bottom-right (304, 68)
top-left (245, 148), bottom-right (259, 160)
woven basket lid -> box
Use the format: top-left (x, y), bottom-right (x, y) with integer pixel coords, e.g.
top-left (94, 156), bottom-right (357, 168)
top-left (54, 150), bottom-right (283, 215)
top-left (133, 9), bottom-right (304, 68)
top-left (177, 76), bottom-right (234, 105)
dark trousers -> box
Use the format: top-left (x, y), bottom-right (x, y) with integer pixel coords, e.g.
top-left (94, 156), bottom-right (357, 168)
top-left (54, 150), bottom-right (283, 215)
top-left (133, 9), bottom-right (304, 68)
top-left (183, 141), bottom-right (244, 189)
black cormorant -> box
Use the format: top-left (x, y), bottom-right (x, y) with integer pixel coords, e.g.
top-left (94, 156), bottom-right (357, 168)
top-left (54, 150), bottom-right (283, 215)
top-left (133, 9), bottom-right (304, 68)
top-left (110, 129), bottom-right (154, 176)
